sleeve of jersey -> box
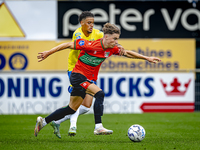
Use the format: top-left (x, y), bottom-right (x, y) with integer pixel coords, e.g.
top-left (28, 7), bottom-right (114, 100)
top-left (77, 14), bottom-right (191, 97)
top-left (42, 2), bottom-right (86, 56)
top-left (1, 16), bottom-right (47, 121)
top-left (69, 33), bottom-right (76, 51)
top-left (72, 33), bottom-right (75, 42)
top-left (74, 39), bottom-right (88, 50)
top-left (113, 46), bottom-right (120, 55)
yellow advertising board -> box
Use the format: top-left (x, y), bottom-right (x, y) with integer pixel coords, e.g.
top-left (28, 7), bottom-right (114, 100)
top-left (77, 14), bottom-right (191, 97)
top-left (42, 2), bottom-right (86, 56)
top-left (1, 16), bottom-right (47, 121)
top-left (101, 39), bottom-right (195, 71)
top-left (0, 39), bottom-right (195, 71)
top-left (0, 40), bottom-right (71, 71)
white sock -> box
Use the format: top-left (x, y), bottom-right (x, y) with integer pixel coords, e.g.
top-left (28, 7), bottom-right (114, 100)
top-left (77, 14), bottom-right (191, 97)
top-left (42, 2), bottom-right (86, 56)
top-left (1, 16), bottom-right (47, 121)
top-left (52, 105), bottom-right (90, 127)
top-left (54, 114), bottom-right (71, 124)
top-left (70, 105), bottom-right (90, 128)
top-left (79, 105), bottom-right (90, 115)
top-left (95, 123), bottom-right (103, 129)
top-left (70, 107), bottom-right (80, 128)
top-left (43, 118), bottom-right (47, 127)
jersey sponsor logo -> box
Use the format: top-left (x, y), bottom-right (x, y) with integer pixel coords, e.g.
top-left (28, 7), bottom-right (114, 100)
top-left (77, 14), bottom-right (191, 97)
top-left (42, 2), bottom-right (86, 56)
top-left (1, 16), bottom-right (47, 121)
top-left (104, 52), bottom-right (110, 57)
top-left (79, 52), bottom-right (106, 67)
top-left (75, 32), bottom-right (81, 36)
top-left (76, 36), bottom-right (81, 39)
top-left (78, 40), bottom-right (85, 46)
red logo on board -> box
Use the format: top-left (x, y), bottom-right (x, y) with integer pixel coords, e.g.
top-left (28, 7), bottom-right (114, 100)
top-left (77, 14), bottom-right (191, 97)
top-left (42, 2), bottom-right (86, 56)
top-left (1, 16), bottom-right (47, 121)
top-left (160, 78), bottom-right (191, 96)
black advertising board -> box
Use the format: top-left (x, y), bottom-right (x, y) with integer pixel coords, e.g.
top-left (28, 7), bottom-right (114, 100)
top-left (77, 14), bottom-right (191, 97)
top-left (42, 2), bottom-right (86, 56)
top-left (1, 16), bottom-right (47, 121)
top-left (58, 1), bottom-right (200, 38)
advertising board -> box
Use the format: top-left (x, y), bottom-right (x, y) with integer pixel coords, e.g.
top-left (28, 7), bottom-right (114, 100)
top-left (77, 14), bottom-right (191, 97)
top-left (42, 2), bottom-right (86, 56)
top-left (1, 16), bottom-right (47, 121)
top-left (0, 72), bottom-right (194, 114)
top-left (58, 1), bottom-right (200, 38)
top-left (0, 39), bottom-right (195, 71)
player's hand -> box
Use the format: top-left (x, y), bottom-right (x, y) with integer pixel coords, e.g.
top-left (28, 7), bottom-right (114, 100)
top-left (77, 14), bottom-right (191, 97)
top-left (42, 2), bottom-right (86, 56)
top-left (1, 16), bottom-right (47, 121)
top-left (37, 51), bottom-right (49, 62)
top-left (147, 57), bottom-right (161, 63)
top-left (117, 45), bottom-right (126, 56)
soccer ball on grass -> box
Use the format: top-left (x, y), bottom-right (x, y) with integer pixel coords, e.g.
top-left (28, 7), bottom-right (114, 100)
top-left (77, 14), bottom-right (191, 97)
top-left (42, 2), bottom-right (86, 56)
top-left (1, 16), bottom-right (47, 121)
top-left (127, 124), bottom-right (146, 142)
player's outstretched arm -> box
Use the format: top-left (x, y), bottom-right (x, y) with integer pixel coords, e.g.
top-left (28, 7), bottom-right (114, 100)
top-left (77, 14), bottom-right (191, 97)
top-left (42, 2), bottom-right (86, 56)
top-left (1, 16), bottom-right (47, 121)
top-left (123, 50), bottom-right (161, 63)
top-left (37, 42), bottom-right (74, 62)
top-left (116, 44), bottom-right (126, 56)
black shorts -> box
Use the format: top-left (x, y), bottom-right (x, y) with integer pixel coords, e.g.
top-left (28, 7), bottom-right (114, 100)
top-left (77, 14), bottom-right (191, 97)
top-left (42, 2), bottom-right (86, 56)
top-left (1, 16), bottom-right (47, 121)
top-left (70, 72), bottom-right (94, 98)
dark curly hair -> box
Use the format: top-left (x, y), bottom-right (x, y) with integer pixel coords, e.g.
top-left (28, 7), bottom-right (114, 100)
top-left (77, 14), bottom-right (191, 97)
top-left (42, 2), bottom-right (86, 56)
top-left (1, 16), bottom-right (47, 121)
top-left (78, 11), bottom-right (94, 23)
top-left (102, 23), bottom-right (120, 35)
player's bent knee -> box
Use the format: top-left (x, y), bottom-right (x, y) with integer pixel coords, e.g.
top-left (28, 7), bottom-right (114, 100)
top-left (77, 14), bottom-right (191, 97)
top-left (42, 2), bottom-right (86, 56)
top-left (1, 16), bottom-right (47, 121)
top-left (94, 90), bottom-right (105, 98)
top-left (94, 90), bottom-right (105, 99)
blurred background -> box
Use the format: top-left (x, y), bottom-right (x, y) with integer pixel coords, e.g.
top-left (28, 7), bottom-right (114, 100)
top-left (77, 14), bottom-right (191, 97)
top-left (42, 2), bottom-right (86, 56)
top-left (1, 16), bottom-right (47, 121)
top-left (0, 0), bottom-right (199, 114)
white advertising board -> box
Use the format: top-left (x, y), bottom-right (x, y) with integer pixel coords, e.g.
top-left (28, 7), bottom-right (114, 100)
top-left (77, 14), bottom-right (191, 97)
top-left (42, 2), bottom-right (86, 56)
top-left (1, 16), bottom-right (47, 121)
top-left (97, 72), bottom-right (195, 113)
top-left (0, 72), bottom-right (194, 114)
top-left (0, 72), bottom-right (70, 114)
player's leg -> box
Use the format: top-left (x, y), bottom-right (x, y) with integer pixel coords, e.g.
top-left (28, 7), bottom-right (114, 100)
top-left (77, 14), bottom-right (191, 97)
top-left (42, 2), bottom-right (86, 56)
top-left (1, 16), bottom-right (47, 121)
top-left (50, 70), bottom-right (73, 138)
top-left (68, 94), bottom-right (93, 136)
top-left (78, 94), bottom-right (92, 116)
top-left (53, 94), bottom-right (93, 137)
top-left (86, 84), bottom-right (113, 135)
top-left (50, 72), bottom-right (92, 138)
top-left (34, 95), bottom-right (83, 137)
top-left (54, 71), bottom-right (74, 125)
top-left (68, 80), bottom-right (96, 136)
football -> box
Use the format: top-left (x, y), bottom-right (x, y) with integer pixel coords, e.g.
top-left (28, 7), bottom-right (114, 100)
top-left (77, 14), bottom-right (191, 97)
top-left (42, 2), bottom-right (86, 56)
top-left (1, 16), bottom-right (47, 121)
top-left (127, 124), bottom-right (146, 142)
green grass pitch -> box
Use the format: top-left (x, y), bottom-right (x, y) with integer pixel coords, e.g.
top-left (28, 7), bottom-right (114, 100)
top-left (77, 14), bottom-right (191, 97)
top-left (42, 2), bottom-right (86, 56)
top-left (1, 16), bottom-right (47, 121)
top-left (0, 113), bottom-right (200, 150)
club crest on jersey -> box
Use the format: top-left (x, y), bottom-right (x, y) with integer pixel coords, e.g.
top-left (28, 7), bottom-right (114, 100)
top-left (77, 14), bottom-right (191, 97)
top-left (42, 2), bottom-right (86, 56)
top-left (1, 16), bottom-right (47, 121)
top-left (75, 32), bottom-right (81, 36)
top-left (104, 52), bottom-right (110, 57)
top-left (76, 36), bottom-right (81, 39)
top-left (79, 40), bottom-right (85, 46)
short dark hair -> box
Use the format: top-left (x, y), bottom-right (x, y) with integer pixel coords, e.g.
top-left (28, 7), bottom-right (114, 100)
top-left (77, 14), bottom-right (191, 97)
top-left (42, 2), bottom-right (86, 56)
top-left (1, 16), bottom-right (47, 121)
top-left (102, 23), bottom-right (121, 35)
top-left (78, 11), bottom-right (94, 23)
